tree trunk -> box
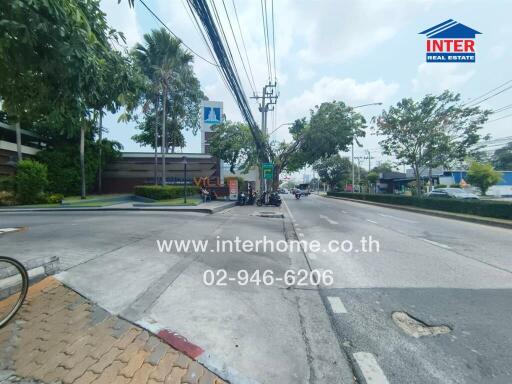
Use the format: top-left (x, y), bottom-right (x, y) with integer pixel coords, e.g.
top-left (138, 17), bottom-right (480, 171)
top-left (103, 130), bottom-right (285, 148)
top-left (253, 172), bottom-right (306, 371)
top-left (98, 110), bottom-right (103, 194)
top-left (80, 123), bottom-right (86, 200)
top-left (161, 86), bottom-right (167, 186)
top-left (154, 96), bottom-right (159, 185)
top-left (15, 121), bottom-right (22, 161)
top-left (272, 166), bottom-right (280, 190)
top-left (428, 167), bottom-right (433, 192)
top-left (413, 165), bottom-right (421, 196)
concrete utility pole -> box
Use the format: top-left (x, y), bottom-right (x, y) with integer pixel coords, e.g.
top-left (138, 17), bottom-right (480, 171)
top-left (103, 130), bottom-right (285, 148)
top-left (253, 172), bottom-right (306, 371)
top-left (251, 83), bottom-right (278, 193)
top-left (365, 150), bottom-right (373, 172)
top-left (355, 156), bottom-right (364, 192)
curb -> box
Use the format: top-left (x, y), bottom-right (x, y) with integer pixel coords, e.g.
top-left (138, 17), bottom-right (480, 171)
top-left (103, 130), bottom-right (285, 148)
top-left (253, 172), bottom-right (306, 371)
top-left (325, 195), bottom-right (512, 229)
top-left (0, 202), bottom-right (237, 215)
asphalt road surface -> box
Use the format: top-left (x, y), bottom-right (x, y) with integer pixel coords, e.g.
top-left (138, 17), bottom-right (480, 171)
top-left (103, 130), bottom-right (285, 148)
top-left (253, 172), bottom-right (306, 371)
top-left (1, 195), bottom-right (511, 384)
top-left (285, 194), bottom-right (512, 384)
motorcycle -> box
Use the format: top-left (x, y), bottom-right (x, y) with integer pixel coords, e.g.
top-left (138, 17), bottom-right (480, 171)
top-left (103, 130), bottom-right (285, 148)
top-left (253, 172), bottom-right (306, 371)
top-left (256, 191), bottom-right (282, 207)
top-left (295, 191), bottom-right (301, 199)
top-left (237, 192), bottom-right (247, 206)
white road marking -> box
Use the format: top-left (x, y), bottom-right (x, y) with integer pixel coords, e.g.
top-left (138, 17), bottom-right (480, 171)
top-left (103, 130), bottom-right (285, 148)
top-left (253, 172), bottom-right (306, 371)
top-left (420, 238), bottom-right (452, 250)
top-left (366, 219), bottom-right (378, 224)
top-left (320, 215), bottom-right (339, 225)
top-left (327, 296), bottom-right (347, 314)
top-left (377, 213), bottom-right (417, 224)
top-left (353, 352), bottom-right (389, 384)
top-left (0, 228), bottom-right (20, 234)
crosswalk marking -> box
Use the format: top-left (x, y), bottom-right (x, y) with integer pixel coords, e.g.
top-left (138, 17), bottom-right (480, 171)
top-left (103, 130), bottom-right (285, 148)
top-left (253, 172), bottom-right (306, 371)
top-left (327, 296), bottom-right (347, 314)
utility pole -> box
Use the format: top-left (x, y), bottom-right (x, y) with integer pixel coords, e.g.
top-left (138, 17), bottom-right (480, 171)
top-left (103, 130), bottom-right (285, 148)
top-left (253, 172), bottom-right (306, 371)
top-left (351, 139), bottom-right (355, 192)
top-left (365, 150), bottom-right (373, 172)
top-left (354, 156), bottom-right (364, 192)
top-left (251, 82), bottom-right (278, 194)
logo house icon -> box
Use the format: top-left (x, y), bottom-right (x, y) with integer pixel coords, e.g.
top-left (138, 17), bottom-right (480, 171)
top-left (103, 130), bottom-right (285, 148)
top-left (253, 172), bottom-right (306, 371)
top-left (419, 19), bottom-right (481, 63)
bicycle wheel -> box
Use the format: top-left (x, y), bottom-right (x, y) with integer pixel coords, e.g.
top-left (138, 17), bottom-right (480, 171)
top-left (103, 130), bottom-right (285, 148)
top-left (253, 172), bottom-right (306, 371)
top-left (0, 256), bottom-right (29, 328)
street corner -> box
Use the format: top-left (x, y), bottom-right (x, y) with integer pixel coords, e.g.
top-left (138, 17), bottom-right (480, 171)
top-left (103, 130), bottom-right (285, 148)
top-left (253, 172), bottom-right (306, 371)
top-left (0, 277), bottom-right (227, 384)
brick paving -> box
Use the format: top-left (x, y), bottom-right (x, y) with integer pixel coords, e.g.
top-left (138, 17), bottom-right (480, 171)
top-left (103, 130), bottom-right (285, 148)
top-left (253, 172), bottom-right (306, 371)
top-left (0, 278), bottom-right (227, 384)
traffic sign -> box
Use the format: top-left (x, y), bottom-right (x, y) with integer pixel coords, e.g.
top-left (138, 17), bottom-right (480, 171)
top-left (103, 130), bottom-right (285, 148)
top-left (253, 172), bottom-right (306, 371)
top-left (262, 163), bottom-right (273, 180)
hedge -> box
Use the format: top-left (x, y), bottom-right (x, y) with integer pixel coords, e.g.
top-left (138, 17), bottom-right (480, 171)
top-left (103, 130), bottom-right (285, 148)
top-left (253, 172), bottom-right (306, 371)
top-left (327, 191), bottom-right (512, 220)
top-left (134, 185), bottom-right (200, 200)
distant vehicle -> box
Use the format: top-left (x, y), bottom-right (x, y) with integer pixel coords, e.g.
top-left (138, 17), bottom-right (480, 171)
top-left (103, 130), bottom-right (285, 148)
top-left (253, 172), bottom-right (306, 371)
top-left (277, 188), bottom-right (288, 194)
top-left (427, 188), bottom-right (480, 200)
top-left (296, 184), bottom-right (311, 196)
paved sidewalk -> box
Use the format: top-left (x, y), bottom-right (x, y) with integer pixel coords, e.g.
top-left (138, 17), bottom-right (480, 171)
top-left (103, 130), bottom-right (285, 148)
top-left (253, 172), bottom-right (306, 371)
top-left (0, 277), bottom-right (226, 384)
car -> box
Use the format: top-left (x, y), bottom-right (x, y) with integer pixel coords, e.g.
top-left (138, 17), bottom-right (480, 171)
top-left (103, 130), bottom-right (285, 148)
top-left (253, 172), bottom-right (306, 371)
top-left (427, 188), bottom-right (480, 200)
top-left (277, 188), bottom-right (288, 194)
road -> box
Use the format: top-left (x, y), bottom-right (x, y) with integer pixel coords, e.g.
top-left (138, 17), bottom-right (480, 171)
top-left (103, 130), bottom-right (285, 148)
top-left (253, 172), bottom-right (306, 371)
top-left (285, 194), bottom-right (512, 384)
top-left (1, 196), bottom-right (511, 384)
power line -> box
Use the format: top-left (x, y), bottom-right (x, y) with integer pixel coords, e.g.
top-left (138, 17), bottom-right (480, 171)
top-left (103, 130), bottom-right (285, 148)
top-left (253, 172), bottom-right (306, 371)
top-left (271, 0), bottom-right (277, 82)
top-left (221, 0), bottom-right (256, 95)
top-left (464, 79), bottom-right (512, 106)
top-left (487, 112), bottom-right (512, 123)
top-left (260, 0), bottom-right (272, 82)
top-left (492, 103), bottom-right (512, 114)
top-left (137, 0), bottom-right (219, 67)
top-left (231, 0), bottom-right (257, 94)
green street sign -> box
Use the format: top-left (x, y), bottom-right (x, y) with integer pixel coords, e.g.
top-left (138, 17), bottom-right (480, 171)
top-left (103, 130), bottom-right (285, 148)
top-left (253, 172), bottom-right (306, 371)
top-left (262, 163), bottom-right (273, 180)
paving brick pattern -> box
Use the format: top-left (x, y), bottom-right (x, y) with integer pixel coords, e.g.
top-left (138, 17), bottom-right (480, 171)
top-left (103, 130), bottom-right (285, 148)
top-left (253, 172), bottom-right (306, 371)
top-left (0, 278), bottom-right (226, 384)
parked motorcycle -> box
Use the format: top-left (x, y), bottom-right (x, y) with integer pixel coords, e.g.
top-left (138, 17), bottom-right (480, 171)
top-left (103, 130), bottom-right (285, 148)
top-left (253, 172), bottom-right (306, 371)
top-left (256, 191), bottom-right (282, 207)
top-left (237, 192), bottom-right (247, 206)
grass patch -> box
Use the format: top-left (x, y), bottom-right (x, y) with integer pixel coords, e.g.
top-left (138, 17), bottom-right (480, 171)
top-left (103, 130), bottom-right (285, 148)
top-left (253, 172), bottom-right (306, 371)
top-left (147, 197), bottom-right (201, 206)
top-left (63, 194), bottom-right (129, 203)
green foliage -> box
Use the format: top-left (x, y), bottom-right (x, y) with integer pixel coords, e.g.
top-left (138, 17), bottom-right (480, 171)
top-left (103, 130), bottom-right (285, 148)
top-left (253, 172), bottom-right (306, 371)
top-left (134, 185), bottom-right (200, 200)
top-left (36, 139), bottom-right (122, 195)
top-left (367, 172), bottom-right (379, 184)
top-left (313, 155), bottom-right (352, 189)
top-left (0, 176), bottom-right (15, 192)
top-left (375, 91), bottom-right (490, 195)
top-left (46, 193), bottom-right (64, 204)
top-left (327, 192), bottom-right (512, 220)
top-left (493, 142), bottom-right (512, 171)
top-left (131, 28), bottom-right (203, 153)
top-left (15, 159), bottom-right (48, 204)
top-left (436, 184), bottom-right (448, 188)
top-left (450, 184), bottom-right (460, 188)
top-left (466, 162), bottom-right (501, 196)
top-left (0, 191), bottom-right (16, 206)
top-left (371, 161), bottom-right (394, 174)
top-left (209, 121), bottom-right (257, 173)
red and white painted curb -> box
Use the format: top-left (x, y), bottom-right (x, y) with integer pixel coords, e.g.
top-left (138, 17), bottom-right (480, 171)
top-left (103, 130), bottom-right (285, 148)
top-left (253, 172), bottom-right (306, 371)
top-left (137, 319), bottom-right (260, 384)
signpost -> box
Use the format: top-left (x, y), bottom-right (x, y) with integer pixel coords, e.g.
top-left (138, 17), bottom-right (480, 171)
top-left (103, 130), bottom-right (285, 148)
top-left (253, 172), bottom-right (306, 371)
top-left (228, 178), bottom-right (238, 201)
top-left (262, 163), bottom-right (273, 180)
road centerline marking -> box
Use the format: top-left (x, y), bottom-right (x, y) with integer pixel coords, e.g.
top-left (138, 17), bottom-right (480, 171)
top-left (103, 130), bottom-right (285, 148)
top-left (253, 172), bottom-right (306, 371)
top-left (327, 296), bottom-right (347, 314)
top-left (353, 352), bottom-right (389, 384)
top-left (366, 219), bottom-right (378, 224)
top-left (420, 238), bottom-right (451, 250)
top-left (320, 214), bottom-right (339, 225)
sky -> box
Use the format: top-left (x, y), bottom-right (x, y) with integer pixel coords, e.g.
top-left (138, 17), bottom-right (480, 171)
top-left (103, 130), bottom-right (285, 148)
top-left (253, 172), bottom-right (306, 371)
top-left (100, 0), bottom-right (512, 174)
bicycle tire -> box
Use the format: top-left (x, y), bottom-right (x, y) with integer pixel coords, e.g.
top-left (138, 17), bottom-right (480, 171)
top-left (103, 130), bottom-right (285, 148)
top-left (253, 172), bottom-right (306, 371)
top-left (0, 256), bottom-right (29, 328)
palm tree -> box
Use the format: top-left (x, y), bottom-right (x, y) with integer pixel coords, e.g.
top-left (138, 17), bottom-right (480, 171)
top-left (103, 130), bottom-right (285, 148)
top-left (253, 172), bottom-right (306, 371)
top-left (133, 28), bottom-right (194, 185)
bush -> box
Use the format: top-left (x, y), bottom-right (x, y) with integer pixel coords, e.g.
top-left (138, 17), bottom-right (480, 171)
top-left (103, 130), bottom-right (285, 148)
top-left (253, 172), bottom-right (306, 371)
top-left (0, 191), bottom-right (16, 206)
top-left (449, 184), bottom-right (460, 188)
top-left (326, 191), bottom-right (512, 220)
top-left (436, 184), bottom-right (447, 188)
top-left (46, 193), bottom-right (64, 204)
top-left (0, 176), bottom-right (15, 192)
top-left (15, 160), bottom-right (48, 204)
top-left (134, 185), bottom-right (200, 200)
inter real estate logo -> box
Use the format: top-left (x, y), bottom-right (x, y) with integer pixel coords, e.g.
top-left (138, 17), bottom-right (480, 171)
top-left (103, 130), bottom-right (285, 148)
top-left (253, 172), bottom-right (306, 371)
top-left (419, 19), bottom-right (481, 63)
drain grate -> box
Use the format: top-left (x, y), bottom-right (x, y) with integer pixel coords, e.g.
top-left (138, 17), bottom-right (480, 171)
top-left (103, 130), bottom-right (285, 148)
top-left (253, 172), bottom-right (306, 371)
top-left (392, 311), bottom-right (451, 338)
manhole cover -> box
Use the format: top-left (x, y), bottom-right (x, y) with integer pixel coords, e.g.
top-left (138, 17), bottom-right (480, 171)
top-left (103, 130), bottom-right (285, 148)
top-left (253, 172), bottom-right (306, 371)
top-left (392, 311), bottom-right (451, 338)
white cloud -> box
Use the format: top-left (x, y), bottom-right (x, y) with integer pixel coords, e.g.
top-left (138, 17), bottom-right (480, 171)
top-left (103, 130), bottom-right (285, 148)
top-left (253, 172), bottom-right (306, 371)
top-left (412, 63), bottom-right (475, 93)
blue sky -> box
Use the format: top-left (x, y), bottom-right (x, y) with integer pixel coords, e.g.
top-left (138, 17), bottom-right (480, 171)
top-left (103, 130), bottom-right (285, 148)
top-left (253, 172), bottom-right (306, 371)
top-left (100, 0), bottom-right (512, 169)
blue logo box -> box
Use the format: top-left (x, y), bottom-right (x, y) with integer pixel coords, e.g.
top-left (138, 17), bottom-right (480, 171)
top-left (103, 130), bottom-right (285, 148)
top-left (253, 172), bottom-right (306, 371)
top-left (426, 53), bottom-right (475, 63)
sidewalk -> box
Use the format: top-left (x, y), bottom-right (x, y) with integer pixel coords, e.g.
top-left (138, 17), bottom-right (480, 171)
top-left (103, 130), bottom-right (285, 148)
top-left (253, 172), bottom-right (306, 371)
top-left (0, 200), bottom-right (236, 214)
top-left (0, 277), bottom-right (226, 384)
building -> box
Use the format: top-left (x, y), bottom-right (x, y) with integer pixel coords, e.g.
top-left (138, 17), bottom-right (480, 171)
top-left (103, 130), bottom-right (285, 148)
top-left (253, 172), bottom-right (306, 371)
top-left (0, 122), bottom-right (44, 177)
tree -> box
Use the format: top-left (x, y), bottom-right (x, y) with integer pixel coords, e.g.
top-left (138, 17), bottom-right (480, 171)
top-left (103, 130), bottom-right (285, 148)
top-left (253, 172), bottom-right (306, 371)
top-left (375, 91), bottom-right (490, 196)
top-left (208, 101), bottom-right (366, 189)
top-left (132, 28), bottom-right (203, 185)
top-left (313, 155), bottom-right (352, 190)
top-left (465, 162), bottom-right (501, 196)
top-left (493, 142), bottom-right (512, 171)
top-left (0, 0), bottom-right (141, 198)
top-left (371, 161), bottom-right (394, 174)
